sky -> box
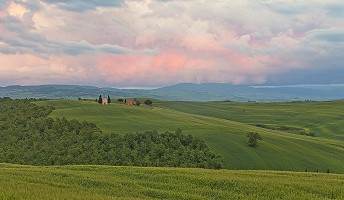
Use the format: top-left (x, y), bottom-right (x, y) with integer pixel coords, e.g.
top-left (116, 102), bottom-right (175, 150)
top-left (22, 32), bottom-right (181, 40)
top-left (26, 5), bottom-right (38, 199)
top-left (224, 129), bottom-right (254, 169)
top-left (0, 0), bottom-right (344, 87)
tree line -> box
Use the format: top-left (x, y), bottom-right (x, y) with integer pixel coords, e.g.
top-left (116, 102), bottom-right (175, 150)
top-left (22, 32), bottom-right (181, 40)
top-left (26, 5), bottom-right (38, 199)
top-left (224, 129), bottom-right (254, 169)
top-left (0, 98), bottom-right (223, 169)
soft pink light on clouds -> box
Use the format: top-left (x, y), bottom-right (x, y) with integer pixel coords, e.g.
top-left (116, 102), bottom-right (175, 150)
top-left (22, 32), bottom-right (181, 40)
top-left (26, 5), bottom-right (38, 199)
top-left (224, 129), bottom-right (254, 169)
top-left (0, 0), bottom-right (344, 86)
top-left (0, 10), bottom-right (6, 19)
top-left (97, 52), bottom-right (187, 85)
top-left (0, 53), bottom-right (99, 85)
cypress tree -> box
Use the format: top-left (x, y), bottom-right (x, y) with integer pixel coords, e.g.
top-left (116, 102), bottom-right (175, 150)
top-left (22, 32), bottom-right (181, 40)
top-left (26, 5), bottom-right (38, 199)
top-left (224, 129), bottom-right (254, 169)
top-left (108, 95), bottom-right (111, 104)
top-left (98, 95), bottom-right (102, 104)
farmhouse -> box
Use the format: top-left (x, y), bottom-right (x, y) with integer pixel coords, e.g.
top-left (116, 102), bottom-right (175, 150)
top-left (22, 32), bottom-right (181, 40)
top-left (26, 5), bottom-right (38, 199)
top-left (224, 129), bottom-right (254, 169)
top-left (125, 99), bottom-right (136, 106)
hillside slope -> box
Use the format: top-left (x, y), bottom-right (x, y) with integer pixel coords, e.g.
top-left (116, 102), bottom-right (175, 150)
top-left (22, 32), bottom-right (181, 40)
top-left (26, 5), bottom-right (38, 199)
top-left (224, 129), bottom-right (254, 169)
top-left (154, 100), bottom-right (344, 141)
top-left (35, 100), bottom-right (344, 173)
top-left (1, 163), bottom-right (343, 200)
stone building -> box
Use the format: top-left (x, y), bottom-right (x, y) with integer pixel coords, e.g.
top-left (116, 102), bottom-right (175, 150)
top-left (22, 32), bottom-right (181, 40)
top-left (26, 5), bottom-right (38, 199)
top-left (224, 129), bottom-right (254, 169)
top-left (102, 97), bottom-right (108, 105)
top-left (125, 99), bottom-right (136, 106)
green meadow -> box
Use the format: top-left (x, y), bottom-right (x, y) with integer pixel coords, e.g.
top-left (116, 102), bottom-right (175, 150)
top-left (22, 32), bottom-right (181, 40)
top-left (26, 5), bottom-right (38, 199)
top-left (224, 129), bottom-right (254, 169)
top-left (35, 99), bottom-right (344, 173)
top-left (154, 100), bottom-right (344, 141)
top-left (1, 163), bottom-right (343, 200)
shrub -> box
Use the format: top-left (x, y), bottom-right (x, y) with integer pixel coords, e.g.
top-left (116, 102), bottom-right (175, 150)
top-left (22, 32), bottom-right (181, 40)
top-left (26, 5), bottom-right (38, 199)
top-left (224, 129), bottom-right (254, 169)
top-left (246, 132), bottom-right (262, 147)
top-left (144, 100), bottom-right (153, 106)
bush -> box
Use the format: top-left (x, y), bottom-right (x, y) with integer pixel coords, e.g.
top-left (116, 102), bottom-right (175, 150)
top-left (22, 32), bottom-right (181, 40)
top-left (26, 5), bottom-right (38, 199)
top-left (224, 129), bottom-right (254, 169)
top-left (144, 100), bottom-right (153, 106)
top-left (136, 100), bottom-right (141, 106)
top-left (246, 132), bottom-right (262, 147)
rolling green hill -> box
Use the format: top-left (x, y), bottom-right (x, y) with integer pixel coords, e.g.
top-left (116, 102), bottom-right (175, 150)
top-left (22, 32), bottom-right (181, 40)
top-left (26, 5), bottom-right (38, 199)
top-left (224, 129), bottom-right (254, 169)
top-left (1, 163), bottom-right (343, 200)
top-left (154, 100), bottom-right (344, 141)
top-left (35, 100), bottom-right (344, 173)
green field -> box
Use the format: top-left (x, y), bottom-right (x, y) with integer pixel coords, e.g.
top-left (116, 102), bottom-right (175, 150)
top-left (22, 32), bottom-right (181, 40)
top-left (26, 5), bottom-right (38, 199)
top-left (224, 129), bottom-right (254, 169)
top-left (35, 100), bottom-right (344, 173)
top-left (154, 100), bottom-right (344, 141)
top-left (1, 163), bottom-right (343, 199)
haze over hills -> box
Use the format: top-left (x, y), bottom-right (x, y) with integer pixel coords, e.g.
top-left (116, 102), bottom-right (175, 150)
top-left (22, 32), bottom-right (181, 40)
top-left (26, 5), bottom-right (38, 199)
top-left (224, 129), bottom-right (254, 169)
top-left (1, 83), bottom-right (344, 102)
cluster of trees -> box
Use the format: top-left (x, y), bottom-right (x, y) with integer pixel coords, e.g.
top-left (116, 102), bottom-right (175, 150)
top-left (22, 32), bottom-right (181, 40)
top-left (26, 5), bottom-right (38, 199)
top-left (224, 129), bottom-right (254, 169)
top-left (117, 98), bottom-right (153, 106)
top-left (0, 98), bottom-right (223, 169)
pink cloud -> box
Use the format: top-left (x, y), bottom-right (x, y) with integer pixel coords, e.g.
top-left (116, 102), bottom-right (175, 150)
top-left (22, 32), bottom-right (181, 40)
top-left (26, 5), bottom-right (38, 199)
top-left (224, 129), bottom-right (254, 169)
top-left (95, 45), bottom-right (274, 86)
top-left (0, 54), bottom-right (99, 85)
top-left (0, 11), bottom-right (6, 19)
top-left (96, 53), bottom-right (185, 85)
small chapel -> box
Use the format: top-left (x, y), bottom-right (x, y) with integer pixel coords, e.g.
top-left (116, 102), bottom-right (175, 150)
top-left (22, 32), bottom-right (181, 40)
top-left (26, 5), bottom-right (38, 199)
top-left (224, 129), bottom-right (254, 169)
top-left (102, 97), bottom-right (108, 105)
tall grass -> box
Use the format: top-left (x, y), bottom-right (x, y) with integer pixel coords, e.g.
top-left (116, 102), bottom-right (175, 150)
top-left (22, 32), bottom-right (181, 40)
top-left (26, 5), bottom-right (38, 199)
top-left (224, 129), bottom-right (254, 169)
top-left (1, 163), bottom-right (343, 199)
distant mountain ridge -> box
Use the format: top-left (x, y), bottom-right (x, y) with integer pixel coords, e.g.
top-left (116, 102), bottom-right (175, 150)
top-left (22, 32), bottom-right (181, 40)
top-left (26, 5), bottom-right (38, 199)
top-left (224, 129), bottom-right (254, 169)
top-left (1, 83), bottom-right (344, 102)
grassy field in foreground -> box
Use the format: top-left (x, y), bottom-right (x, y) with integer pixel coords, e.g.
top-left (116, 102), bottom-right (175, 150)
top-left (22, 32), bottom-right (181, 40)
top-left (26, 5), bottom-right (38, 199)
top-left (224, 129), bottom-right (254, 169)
top-left (1, 163), bottom-right (343, 200)
top-left (35, 100), bottom-right (344, 173)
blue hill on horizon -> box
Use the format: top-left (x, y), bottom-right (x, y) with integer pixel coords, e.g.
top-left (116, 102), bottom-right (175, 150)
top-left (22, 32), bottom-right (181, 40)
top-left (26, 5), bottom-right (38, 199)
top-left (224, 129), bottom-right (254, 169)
top-left (1, 83), bottom-right (344, 102)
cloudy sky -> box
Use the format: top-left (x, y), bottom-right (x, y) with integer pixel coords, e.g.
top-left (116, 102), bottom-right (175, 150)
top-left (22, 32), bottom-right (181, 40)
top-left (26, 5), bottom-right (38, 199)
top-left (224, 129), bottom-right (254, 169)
top-left (0, 0), bottom-right (343, 87)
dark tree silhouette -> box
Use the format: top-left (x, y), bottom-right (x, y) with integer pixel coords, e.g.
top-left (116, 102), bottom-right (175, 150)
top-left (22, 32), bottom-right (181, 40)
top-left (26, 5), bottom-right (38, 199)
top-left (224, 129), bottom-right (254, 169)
top-left (108, 95), bottom-right (111, 104)
top-left (98, 95), bottom-right (102, 104)
top-left (144, 99), bottom-right (153, 106)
